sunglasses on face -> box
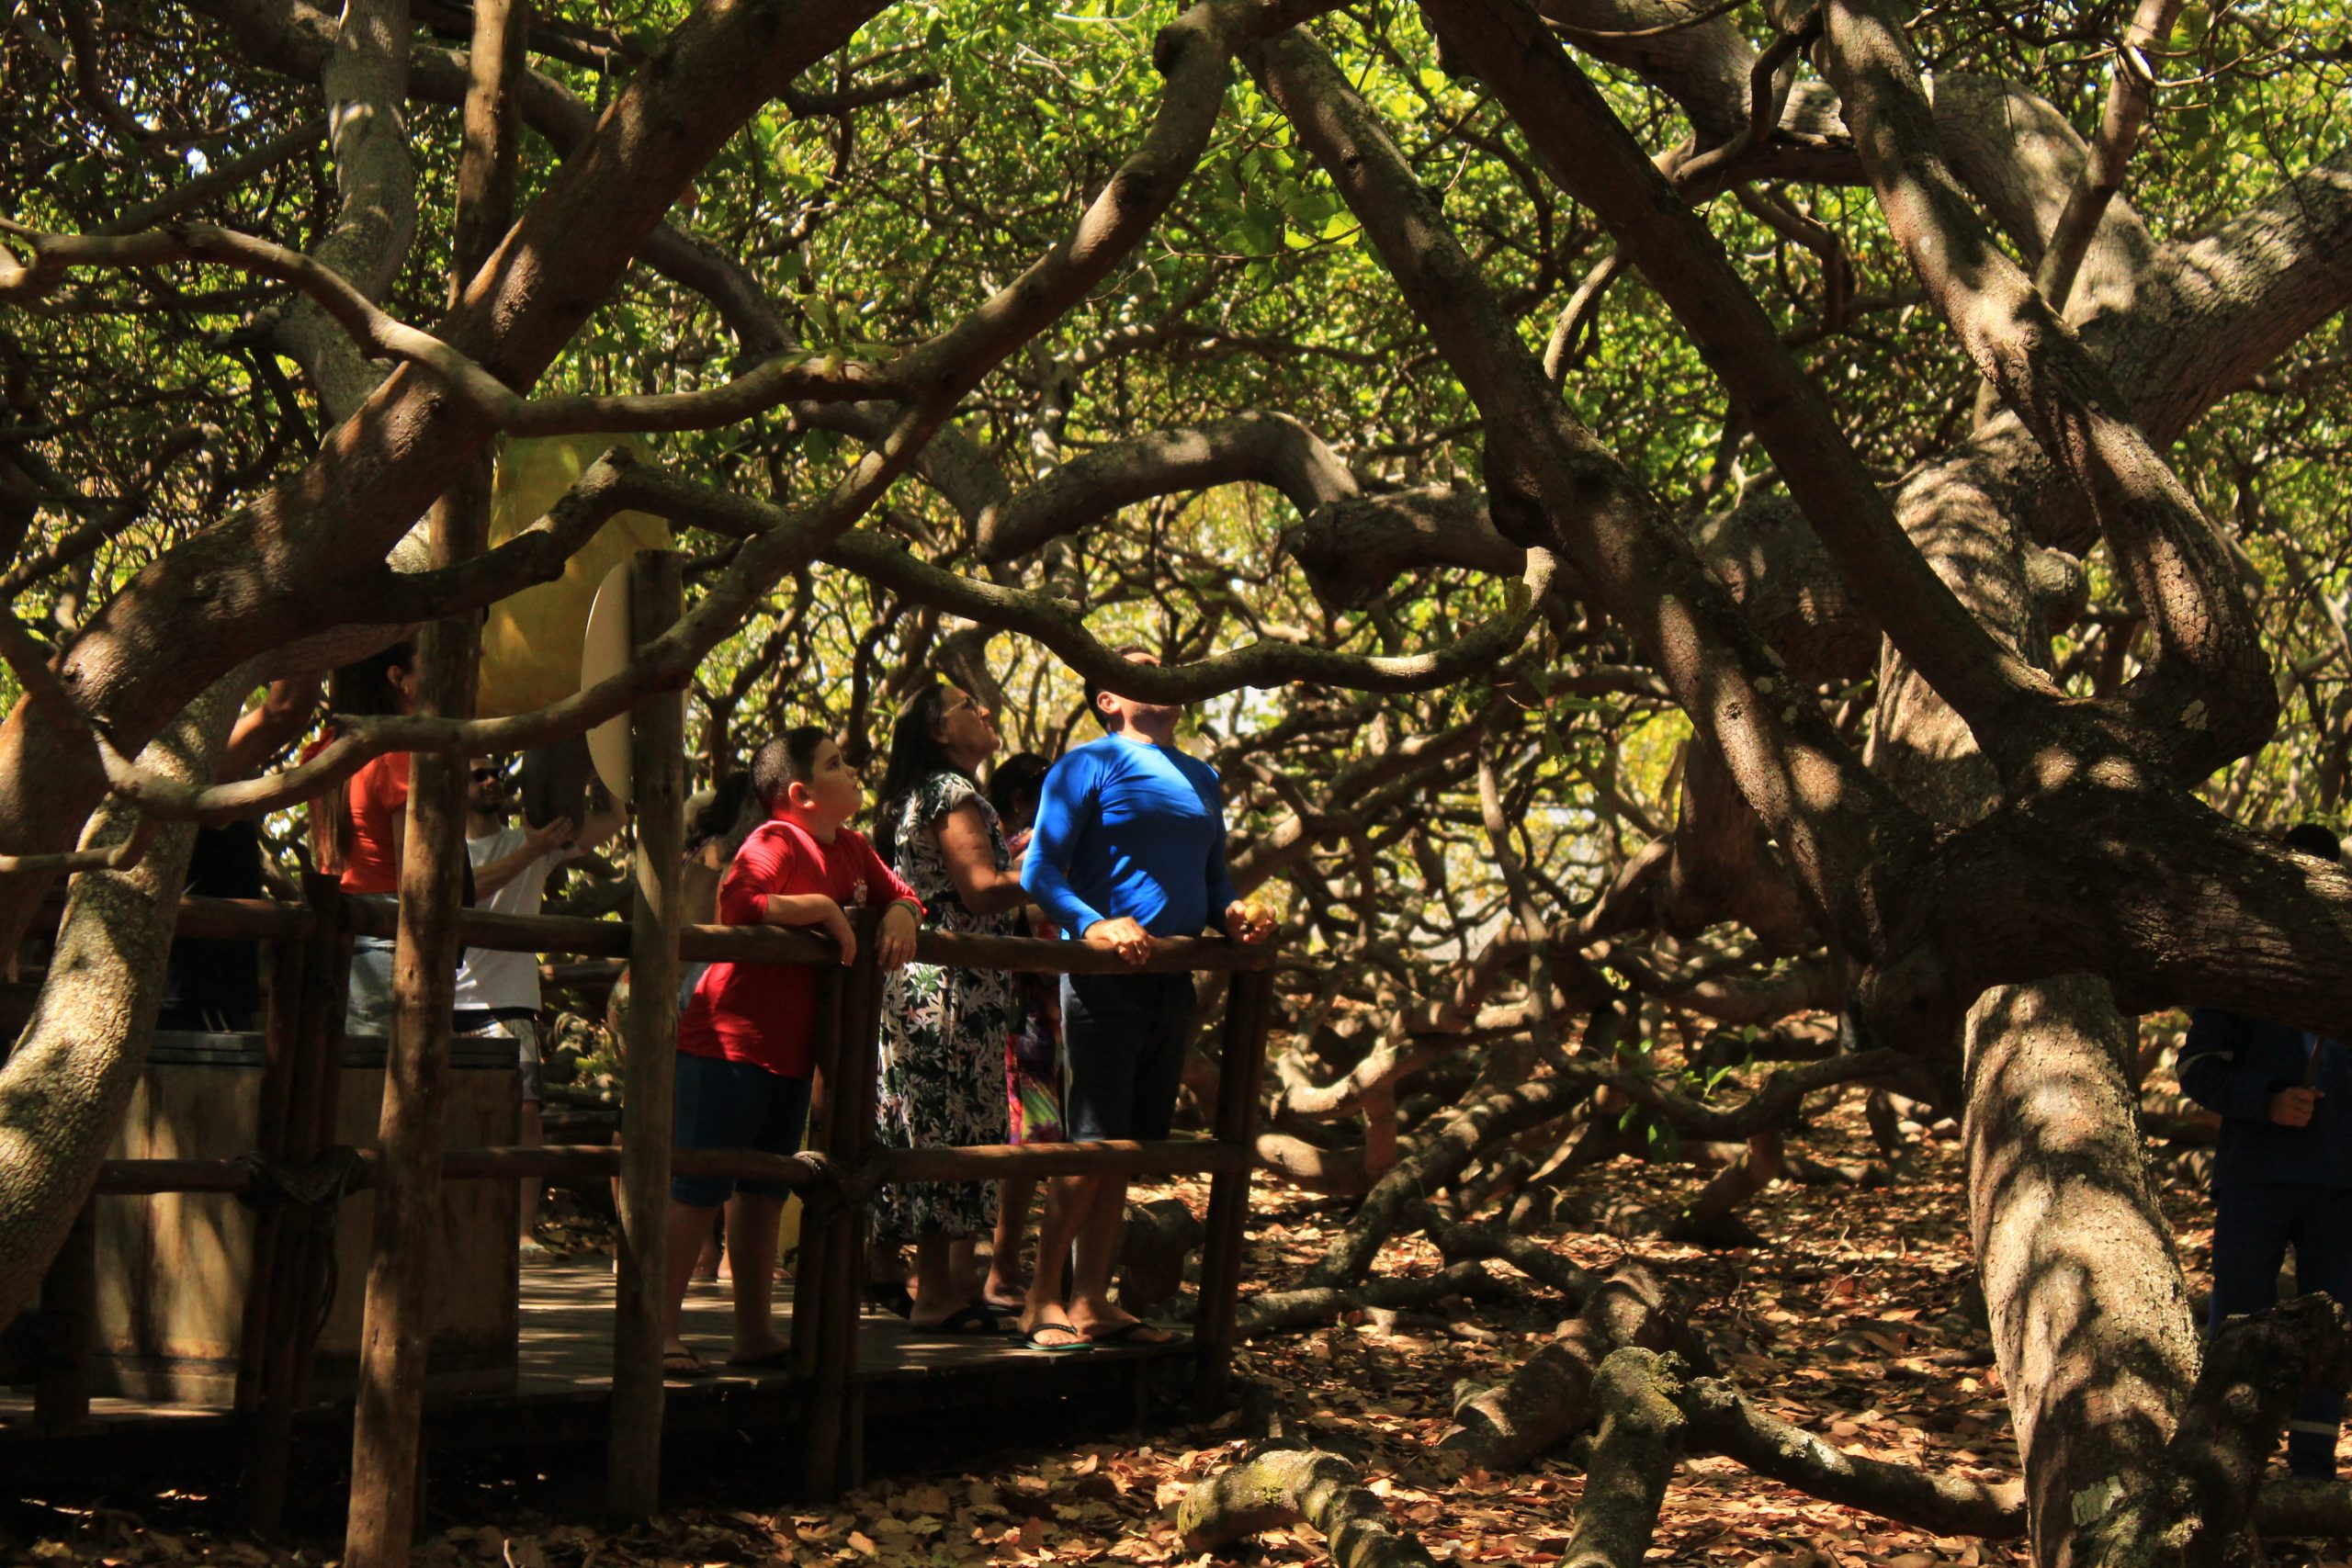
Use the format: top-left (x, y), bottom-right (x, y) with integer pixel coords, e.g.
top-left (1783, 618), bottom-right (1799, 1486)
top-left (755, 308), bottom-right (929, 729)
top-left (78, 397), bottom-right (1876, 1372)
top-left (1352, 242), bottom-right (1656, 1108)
top-left (470, 768), bottom-right (500, 783)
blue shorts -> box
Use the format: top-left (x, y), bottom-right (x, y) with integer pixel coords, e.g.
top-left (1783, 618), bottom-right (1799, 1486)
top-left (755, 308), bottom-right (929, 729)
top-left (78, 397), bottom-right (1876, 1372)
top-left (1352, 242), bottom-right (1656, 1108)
top-left (1060, 973), bottom-right (1195, 1143)
top-left (671, 1051), bottom-right (811, 1207)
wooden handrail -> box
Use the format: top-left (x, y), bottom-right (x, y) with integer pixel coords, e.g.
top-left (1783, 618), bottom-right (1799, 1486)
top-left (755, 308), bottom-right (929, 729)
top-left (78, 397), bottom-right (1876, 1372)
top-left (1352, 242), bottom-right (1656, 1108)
top-left (88, 1137), bottom-right (1257, 1197)
top-left (184, 894), bottom-right (1276, 974)
top-left (867, 1138), bottom-right (1255, 1184)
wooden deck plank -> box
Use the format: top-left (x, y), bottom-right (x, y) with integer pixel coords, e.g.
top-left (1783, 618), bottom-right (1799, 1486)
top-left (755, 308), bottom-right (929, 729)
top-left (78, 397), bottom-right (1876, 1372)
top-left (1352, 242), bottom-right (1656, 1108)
top-left (2, 1258), bottom-right (1191, 1443)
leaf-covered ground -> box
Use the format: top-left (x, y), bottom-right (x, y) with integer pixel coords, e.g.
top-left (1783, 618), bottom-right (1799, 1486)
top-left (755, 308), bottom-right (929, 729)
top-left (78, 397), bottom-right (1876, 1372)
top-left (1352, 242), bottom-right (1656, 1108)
top-left (7, 1092), bottom-right (2345, 1567)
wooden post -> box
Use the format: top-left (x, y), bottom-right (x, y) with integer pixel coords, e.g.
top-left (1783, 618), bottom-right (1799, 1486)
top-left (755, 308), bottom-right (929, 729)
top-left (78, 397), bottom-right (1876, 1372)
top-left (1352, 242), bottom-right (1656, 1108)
top-left (344, 4), bottom-right (516, 1556)
top-left (34, 1197), bottom-right (95, 1432)
top-left (797, 913), bottom-right (882, 1498)
top-left (789, 963), bottom-right (846, 1379)
top-left (608, 548), bottom-right (685, 1517)
top-left (246, 874), bottom-right (348, 1526)
top-left (236, 931), bottom-right (307, 1416)
top-left (1193, 962), bottom-right (1275, 1407)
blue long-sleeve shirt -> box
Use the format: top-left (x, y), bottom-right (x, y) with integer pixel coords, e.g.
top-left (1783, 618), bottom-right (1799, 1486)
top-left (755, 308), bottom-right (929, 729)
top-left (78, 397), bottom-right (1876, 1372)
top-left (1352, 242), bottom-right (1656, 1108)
top-left (2178, 1007), bottom-right (2352, 1190)
top-left (1022, 734), bottom-right (1240, 939)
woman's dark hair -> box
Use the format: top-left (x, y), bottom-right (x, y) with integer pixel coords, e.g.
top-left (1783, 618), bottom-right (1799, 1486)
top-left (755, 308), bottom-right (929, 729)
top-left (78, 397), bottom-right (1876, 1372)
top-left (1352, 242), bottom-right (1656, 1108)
top-left (989, 751), bottom-right (1050, 829)
top-left (686, 772), bottom-right (759, 857)
top-left (309, 640), bottom-right (417, 874)
top-left (328, 639), bottom-right (417, 717)
top-left (875, 681), bottom-right (970, 868)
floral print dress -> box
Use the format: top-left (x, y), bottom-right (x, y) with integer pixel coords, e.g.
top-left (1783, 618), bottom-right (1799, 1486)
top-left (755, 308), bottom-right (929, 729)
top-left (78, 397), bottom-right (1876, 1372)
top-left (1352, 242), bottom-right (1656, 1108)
top-left (873, 772), bottom-right (1021, 1244)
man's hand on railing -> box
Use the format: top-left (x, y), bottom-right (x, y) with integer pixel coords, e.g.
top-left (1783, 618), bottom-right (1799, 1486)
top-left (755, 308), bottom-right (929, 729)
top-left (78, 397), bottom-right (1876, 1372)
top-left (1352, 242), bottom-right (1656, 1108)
top-left (1224, 899), bottom-right (1277, 944)
top-left (1084, 916), bottom-right (1155, 965)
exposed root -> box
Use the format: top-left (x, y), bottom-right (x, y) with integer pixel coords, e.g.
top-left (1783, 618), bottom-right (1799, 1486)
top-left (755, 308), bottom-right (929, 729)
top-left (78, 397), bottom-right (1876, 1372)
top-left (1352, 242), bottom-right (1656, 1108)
top-left (1679, 1376), bottom-right (2026, 1538)
top-left (1237, 1260), bottom-right (1505, 1339)
top-left (1175, 1447), bottom-right (1436, 1566)
top-left (1440, 1263), bottom-right (1673, 1472)
top-left (1563, 1348), bottom-right (1686, 1568)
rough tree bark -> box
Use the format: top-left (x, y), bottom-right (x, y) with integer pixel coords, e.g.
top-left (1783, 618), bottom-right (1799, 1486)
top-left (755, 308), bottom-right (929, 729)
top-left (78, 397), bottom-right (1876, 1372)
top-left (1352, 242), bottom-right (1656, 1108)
top-left (0, 683), bottom-right (234, 1322)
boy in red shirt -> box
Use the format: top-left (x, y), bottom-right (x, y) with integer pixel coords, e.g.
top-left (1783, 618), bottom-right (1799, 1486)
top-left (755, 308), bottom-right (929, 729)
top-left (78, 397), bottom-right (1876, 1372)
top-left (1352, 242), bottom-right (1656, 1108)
top-left (662, 728), bottom-right (922, 1375)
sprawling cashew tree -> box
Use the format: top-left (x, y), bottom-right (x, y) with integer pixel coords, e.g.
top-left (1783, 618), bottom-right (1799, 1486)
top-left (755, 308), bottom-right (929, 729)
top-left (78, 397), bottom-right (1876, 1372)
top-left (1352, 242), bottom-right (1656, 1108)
top-left (6, 0), bottom-right (2352, 1558)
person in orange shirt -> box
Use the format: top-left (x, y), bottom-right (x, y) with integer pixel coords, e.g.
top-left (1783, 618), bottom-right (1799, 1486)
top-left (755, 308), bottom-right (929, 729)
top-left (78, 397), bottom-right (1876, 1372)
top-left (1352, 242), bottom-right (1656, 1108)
top-left (305, 641), bottom-right (418, 1035)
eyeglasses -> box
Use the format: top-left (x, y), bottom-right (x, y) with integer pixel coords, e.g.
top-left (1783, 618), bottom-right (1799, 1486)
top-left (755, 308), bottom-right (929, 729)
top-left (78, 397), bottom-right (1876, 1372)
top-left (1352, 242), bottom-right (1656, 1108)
top-left (470, 768), bottom-right (499, 783)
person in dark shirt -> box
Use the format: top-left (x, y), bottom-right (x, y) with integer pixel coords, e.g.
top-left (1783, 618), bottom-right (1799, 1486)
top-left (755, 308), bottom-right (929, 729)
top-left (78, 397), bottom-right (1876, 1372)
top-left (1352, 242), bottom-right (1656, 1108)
top-left (2177, 819), bottom-right (2352, 1477)
top-left (160, 676), bottom-right (318, 1033)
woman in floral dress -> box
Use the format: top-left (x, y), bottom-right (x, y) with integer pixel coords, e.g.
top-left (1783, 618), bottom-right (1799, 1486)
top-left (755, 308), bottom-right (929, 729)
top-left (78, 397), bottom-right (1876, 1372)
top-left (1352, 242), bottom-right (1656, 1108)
top-left (872, 681), bottom-right (1030, 1333)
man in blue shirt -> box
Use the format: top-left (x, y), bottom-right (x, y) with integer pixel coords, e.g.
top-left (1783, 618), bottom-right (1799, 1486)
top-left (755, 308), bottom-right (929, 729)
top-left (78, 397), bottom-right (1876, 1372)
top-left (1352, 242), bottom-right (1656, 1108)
top-left (1017, 648), bottom-right (1273, 1348)
top-left (2178, 820), bottom-right (2352, 1476)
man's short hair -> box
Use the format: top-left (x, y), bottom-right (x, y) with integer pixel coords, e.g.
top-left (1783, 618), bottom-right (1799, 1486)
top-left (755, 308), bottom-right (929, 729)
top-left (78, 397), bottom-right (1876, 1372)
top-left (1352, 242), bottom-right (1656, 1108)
top-left (2284, 821), bottom-right (2342, 863)
top-left (1083, 644), bottom-right (1159, 730)
top-left (751, 726), bottom-right (831, 808)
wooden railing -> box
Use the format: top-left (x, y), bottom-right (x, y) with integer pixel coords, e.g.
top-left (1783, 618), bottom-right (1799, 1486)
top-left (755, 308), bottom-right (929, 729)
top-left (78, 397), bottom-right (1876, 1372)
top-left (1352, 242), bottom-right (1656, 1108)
top-left (42, 886), bottom-right (1277, 1521)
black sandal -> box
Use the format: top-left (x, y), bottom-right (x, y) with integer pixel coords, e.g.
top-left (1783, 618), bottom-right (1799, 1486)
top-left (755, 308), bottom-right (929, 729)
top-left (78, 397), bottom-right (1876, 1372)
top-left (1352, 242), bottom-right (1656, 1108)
top-left (907, 1303), bottom-right (1006, 1337)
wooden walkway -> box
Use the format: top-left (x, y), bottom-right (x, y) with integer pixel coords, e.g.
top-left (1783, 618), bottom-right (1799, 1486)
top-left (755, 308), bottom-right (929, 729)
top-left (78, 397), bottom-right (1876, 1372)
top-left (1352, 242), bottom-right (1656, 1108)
top-left (2, 1258), bottom-right (1194, 1487)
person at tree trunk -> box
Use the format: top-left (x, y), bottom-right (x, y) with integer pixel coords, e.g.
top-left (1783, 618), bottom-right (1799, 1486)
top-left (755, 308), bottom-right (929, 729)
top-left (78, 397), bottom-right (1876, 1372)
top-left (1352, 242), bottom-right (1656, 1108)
top-left (159, 674), bottom-right (319, 1033)
top-left (452, 755), bottom-right (622, 1253)
top-left (1019, 648), bottom-right (1275, 1349)
top-left (870, 681), bottom-right (1028, 1336)
top-left (984, 750), bottom-right (1063, 1314)
top-left (659, 728), bottom-right (922, 1377)
top-left (2178, 819), bottom-right (2352, 1478)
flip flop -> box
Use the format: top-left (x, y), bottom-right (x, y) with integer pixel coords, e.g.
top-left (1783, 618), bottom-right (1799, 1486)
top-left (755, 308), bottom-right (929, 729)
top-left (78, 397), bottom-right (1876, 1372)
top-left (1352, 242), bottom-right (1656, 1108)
top-left (907, 1303), bottom-right (1007, 1337)
top-left (1014, 1320), bottom-right (1092, 1354)
top-left (1082, 1319), bottom-right (1180, 1347)
top-left (866, 1281), bottom-right (914, 1318)
top-left (981, 1291), bottom-right (1027, 1314)
top-left (662, 1348), bottom-right (716, 1379)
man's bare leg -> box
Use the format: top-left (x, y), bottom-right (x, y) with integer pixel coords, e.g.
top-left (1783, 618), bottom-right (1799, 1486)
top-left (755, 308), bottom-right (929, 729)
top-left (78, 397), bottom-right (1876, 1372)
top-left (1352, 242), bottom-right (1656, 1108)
top-left (1020, 1172), bottom-right (1092, 1346)
top-left (1069, 1177), bottom-right (1171, 1342)
top-left (726, 1191), bottom-right (788, 1361)
top-left (661, 1198), bottom-right (720, 1367)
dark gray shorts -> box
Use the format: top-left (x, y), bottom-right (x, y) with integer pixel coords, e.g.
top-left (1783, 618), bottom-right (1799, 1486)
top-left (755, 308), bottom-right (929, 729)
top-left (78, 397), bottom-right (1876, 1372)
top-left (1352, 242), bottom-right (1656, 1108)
top-left (1059, 972), bottom-right (1195, 1143)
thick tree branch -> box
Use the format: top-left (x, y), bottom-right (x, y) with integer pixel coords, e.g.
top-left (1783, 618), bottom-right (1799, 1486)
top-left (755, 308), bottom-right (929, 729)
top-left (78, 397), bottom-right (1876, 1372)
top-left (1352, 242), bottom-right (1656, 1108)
top-left (978, 412), bottom-right (1357, 563)
top-left (1250, 26), bottom-right (1921, 962)
top-left (1565, 1349), bottom-right (1686, 1568)
top-left (2032, 0), bottom-right (2182, 313)
top-left (276, 0), bottom-right (417, 421)
top-left (0, 223), bottom-right (893, 423)
top-left (1679, 1376), bottom-right (2028, 1537)
top-left (1818, 0), bottom-right (2275, 777)
top-left (1176, 1449), bottom-right (1438, 1564)
top-left (1426, 0), bottom-right (2061, 775)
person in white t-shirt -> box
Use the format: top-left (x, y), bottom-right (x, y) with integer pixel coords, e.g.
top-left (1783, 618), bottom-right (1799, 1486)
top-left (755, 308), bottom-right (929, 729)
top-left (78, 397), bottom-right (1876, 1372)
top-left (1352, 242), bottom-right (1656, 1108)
top-left (453, 756), bottom-right (623, 1248)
